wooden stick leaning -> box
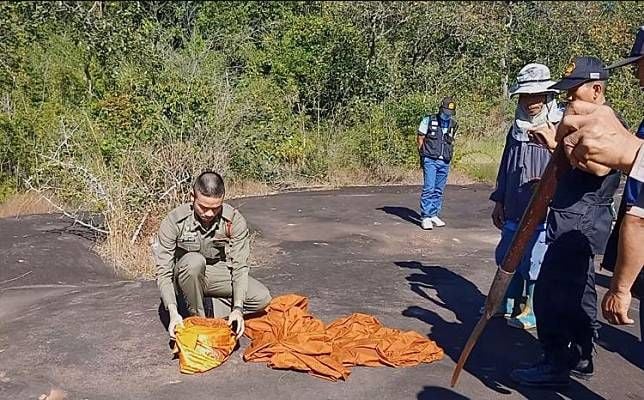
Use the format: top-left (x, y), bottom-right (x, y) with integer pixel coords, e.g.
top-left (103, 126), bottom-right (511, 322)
top-left (450, 145), bottom-right (571, 387)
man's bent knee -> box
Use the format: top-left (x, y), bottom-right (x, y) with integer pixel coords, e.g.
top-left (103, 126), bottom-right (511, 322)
top-left (257, 290), bottom-right (272, 310)
top-left (177, 253), bottom-right (206, 277)
top-left (247, 284), bottom-right (271, 312)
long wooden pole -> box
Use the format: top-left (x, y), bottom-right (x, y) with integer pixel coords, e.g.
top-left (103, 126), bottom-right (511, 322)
top-left (450, 146), bottom-right (571, 387)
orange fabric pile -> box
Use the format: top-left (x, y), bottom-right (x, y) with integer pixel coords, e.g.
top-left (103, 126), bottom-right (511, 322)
top-left (173, 317), bottom-right (237, 374)
top-left (243, 294), bottom-right (444, 381)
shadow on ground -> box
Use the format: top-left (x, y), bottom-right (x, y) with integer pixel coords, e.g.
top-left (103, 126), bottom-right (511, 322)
top-left (397, 261), bottom-right (607, 400)
top-left (588, 270), bottom-right (643, 369)
top-left (378, 206), bottom-right (421, 226)
top-left (596, 322), bottom-right (644, 370)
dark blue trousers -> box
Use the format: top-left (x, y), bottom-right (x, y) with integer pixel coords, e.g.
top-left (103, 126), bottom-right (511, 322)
top-left (534, 233), bottom-right (597, 365)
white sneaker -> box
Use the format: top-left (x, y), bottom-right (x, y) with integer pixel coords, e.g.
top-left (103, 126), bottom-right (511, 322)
top-left (430, 216), bottom-right (446, 227)
top-left (421, 217), bottom-right (433, 230)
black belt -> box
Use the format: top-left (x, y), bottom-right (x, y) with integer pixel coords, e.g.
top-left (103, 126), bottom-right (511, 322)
top-left (206, 257), bottom-right (226, 265)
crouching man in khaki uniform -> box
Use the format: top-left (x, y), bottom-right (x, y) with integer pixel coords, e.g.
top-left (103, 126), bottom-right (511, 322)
top-left (152, 171), bottom-right (271, 339)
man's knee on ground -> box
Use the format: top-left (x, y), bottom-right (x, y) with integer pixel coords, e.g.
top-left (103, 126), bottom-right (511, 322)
top-left (177, 252), bottom-right (206, 278)
top-left (249, 285), bottom-right (272, 312)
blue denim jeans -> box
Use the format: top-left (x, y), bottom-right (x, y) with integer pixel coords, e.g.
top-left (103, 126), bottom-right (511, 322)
top-left (495, 221), bottom-right (548, 281)
top-left (419, 156), bottom-right (450, 219)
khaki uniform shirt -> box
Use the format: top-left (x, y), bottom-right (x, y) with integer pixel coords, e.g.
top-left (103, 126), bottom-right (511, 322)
top-left (152, 203), bottom-right (250, 309)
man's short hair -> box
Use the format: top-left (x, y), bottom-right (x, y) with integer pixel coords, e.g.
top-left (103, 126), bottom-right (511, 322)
top-left (193, 171), bottom-right (225, 198)
top-left (586, 80), bottom-right (606, 88)
top-left (581, 79), bottom-right (607, 93)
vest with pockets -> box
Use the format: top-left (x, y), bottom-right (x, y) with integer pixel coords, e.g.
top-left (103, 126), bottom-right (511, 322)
top-left (547, 110), bottom-right (627, 256)
top-left (420, 114), bottom-right (458, 163)
top-left (546, 168), bottom-right (621, 255)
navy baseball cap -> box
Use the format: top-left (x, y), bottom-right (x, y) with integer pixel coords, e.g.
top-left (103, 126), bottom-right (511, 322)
top-left (439, 96), bottom-right (456, 116)
top-left (607, 26), bottom-right (644, 69)
top-left (549, 56), bottom-right (609, 91)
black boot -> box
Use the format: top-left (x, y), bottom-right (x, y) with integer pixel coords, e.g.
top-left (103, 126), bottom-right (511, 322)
top-left (569, 357), bottom-right (594, 380)
top-left (568, 339), bottom-right (595, 380)
top-left (510, 352), bottom-right (570, 388)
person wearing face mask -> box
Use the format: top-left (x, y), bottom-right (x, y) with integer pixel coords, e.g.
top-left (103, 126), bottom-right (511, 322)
top-left (417, 96), bottom-right (459, 230)
top-left (152, 171), bottom-right (272, 341)
top-left (512, 56), bottom-right (627, 387)
top-left (486, 64), bottom-right (562, 331)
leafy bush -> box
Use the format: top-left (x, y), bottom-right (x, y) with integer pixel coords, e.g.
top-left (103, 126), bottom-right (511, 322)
top-left (1, 1), bottom-right (643, 276)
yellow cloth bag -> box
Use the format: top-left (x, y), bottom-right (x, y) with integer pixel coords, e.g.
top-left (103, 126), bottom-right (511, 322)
top-left (173, 317), bottom-right (237, 374)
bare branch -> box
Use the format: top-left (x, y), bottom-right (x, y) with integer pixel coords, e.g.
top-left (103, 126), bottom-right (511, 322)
top-left (129, 175), bottom-right (190, 244)
top-left (40, 156), bottom-right (113, 211)
top-left (130, 210), bottom-right (150, 245)
top-left (53, 119), bottom-right (77, 159)
top-left (24, 181), bottom-right (109, 235)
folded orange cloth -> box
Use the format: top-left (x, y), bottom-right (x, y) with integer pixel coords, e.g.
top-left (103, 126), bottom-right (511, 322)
top-left (244, 294), bottom-right (444, 381)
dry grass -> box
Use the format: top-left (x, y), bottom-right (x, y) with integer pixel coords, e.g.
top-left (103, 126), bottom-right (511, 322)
top-left (227, 179), bottom-right (274, 198)
top-left (96, 208), bottom-right (162, 279)
top-left (328, 167), bottom-right (419, 187)
top-left (453, 135), bottom-right (505, 183)
top-left (0, 191), bottom-right (56, 218)
top-left (97, 231), bottom-right (156, 279)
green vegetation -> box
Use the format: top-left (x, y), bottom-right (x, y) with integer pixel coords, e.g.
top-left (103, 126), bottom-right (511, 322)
top-left (0, 2), bottom-right (642, 275)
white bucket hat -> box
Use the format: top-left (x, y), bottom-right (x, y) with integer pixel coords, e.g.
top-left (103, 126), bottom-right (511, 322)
top-left (508, 63), bottom-right (559, 97)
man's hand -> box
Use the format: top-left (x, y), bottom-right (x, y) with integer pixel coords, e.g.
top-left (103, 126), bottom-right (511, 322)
top-left (528, 121), bottom-right (557, 151)
top-left (228, 308), bottom-right (245, 339)
top-left (492, 202), bottom-right (505, 230)
top-left (556, 101), bottom-right (642, 174)
top-left (167, 304), bottom-right (184, 339)
top-left (601, 289), bottom-right (634, 325)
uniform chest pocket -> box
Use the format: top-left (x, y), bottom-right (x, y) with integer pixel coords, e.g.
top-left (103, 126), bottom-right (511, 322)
top-left (177, 236), bottom-right (201, 252)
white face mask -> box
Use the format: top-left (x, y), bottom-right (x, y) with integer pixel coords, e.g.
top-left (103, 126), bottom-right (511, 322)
top-left (512, 96), bottom-right (562, 142)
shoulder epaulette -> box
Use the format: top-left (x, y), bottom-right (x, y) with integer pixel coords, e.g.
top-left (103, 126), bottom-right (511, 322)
top-left (221, 203), bottom-right (237, 222)
top-left (169, 203), bottom-right (192, 223)
top-left (221, 203), bottom-right (237, 238)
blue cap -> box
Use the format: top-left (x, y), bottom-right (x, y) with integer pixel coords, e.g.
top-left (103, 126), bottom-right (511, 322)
top-left (607, 26), bottom-right (644, 69)
top-left (549, 56), bottom-right (609, 91)
top-left (439, 96), bottom-right (456, 116)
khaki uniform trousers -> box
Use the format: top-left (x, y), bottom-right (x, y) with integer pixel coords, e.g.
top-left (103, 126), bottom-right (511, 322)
top-left (175, 252), bottom-right (271, 317)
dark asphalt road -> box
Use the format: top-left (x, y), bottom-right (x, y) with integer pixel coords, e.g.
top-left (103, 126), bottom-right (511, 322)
top-left (1, 185), bottom-right (642, 400)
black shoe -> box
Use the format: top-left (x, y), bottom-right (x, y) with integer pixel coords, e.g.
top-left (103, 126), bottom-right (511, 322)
top-left (568, 339), bottom-right (596, 381)
top-left (570, 358), bottom-right (594, 380)
top-left (510, 360), bottom-right (570, 388)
